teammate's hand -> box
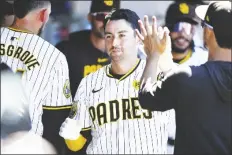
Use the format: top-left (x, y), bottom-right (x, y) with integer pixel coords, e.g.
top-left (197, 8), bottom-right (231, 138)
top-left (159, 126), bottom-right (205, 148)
top-left (59, 118), bottom-right (82, 140)
top-left (135, 15), bottom-right (171, 57)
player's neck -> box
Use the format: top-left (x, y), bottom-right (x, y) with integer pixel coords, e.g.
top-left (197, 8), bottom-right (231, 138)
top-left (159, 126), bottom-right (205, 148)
top-left (208, 46), bottom-right (232, 62)
top-left (10, 19), bottom-right (38, 34)
top-left (111, 57), bottom-right (139, 75)
top-left (90, 32), bottom-right (105, 53)
top-left (172, 48), bottom-right (191, 61)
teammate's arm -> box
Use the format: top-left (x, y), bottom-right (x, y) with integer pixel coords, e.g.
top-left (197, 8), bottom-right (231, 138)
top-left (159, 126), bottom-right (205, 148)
top-left (137, 16), bottom-right (190, 111)
top-left (59, 77), bottom-right (93, 152)
top-left (139, 74), bottom-right (180, 111)
top-left (42, 54), bottom-right (72, 154)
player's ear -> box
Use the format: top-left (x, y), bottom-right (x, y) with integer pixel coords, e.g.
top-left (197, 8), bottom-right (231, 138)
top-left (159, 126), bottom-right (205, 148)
top-left (39, 9), bottom-right (50, 23)
top-left (204, 28), bottom-right (213, 42)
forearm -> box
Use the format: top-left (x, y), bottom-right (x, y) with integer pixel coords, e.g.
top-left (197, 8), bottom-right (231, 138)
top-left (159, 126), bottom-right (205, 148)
top-left (139, 89), bottom-right (158, 111)
top-left (140, 55), bottom-right (161, 93)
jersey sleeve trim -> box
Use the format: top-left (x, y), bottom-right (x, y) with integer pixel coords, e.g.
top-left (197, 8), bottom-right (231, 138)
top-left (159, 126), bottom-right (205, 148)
top-left (42, 105), bottom-right (72, 110)
top-left (81, 127), bottom-right (91, 131)
top-left (105, 59), bottom-right (141, 81)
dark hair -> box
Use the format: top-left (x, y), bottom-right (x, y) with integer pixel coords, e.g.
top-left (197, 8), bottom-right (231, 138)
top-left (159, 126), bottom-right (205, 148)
top-left (103, 9), bottom-right (141, 33)
top-left (215, 34), bottom-right (232, 49)
top-left (13, 0), bottom-right (51, 19)
top-left (0, 1), bottom-right (14, 26)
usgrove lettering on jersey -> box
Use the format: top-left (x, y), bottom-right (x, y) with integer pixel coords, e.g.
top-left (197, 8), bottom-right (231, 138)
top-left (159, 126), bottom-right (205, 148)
top-left (0, 44), bottom-right (40, 70)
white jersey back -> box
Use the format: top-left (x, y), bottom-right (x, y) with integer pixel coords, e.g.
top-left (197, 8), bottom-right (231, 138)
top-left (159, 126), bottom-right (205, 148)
top-left (181, 46), bottom-right (208, 66)
top-left (72, 59), bottom-right (172, 154)
top-left (0, 27), bottom-right (72, 135)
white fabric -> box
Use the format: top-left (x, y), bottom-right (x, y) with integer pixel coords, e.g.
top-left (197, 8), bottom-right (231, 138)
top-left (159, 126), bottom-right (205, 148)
top-left (59, 118), bottom-right (82, 140)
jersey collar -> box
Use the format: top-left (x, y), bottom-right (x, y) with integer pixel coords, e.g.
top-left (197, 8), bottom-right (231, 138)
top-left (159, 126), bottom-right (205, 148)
top-left (8, 27), bottom-right (34, 34)
top-left (178, 49), bottom-right (192, 64)
top-left (106, 59), bottom-right (141, 81)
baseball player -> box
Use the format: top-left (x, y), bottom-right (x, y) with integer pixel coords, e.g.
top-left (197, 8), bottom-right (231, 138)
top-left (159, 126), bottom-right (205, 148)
top-left (0, 0), bottom-right (72, 153)
top-left (59, 9), bottom-right (173, 154)
top-left (165, 2), bottom-right (208, 66)
top-left (164, 2), bottom-right (209, 153)
top-left (138, 1), bottom-right (231, 154)
top-left (56, 0), bottom-right (120, 99)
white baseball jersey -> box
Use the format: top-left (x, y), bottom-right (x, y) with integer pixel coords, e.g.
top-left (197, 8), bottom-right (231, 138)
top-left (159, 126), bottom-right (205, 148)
top-left (71, 59), bottom-right (172, 154)
top-left (179, 47), bottom-right (208, 66)
top-left (0, 27), bottom-right (72, 135)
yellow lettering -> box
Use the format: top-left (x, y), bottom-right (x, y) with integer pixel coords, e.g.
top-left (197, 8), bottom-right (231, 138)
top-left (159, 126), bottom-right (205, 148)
top-left (16, 69), bottom-right (26, 78)
top-left (7, 45), bottom-right (14, 56)
top-left (96, 103), bottom-right (107, 126)
top-left (20, 51), bottom-right (30, 61)
top-left (1, 44), bottom-right (40, 70)
top-left (90, 98), bottom-right (153, 127)
top-left (84, 65), bottom-right (103, 77)
top-left (14, 47), bottom-right (23, 58)
top-left (143, 110), bottom-right (152, 119)
top-left (0, 44), bottom-right (5, 55)
top-left (109, 100), bottom-right (120, 122)
top-left (122, 99), bottom-right (132, 120)
top-left (84, 65), bottom-right (91, 77)
top-left (27, 61), bottom-right (40, 70)
top-left (90, 65), bottom-right (96, 73)
top-left (89, 107), bottom-right (96, 122)
top-left (131, 98), bottom-right (142, 119)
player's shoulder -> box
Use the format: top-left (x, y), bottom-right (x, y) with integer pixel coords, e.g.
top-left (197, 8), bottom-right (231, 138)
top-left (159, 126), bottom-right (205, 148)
top-left (33, 35), bottom-right (67, 65)
top-left (39, 36), bottom-right (66, 58)
top-left (187, 46), bottom-right (208, 66)
top-left (80, 65), bottom-right (107, 84)
top-left (85, 65), bottom-right (107, 79)
top-left (193, 46), bottom-right (208, 57)
top-left (1, 27), bottom-right (10, 33)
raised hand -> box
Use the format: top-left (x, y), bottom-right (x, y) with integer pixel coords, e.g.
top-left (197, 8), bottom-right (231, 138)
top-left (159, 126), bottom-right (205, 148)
top-left (135, 15), bottom-right (171, 57)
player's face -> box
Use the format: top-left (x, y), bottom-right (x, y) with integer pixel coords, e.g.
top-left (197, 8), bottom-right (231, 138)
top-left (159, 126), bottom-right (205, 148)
top-left (105, 19), bottom-right (139, 62)
top-left (170, 22), bottom-right (195, 53)
top-left (89, 12), bottom-right (109, 38)
top-left (202, 21), bottom-right (214, 50)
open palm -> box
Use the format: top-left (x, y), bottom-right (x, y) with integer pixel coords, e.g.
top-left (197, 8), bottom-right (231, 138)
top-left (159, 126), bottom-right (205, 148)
top-left (135, 15), bottom-right (171, 57)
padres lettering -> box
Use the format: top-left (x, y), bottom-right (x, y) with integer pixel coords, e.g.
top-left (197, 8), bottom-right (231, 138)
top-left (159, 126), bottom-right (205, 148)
top-left (84, 64), bottom-right (103, 77)
top-left (0, 44), bottom-right (40, 70)
top-left (89, 97), bottom-right (152, 126)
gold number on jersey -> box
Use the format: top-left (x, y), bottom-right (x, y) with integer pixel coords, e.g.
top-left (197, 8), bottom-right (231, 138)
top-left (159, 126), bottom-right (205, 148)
top-left (16, 69), bottom-right (26, 77)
